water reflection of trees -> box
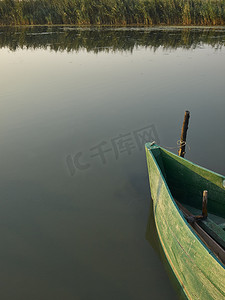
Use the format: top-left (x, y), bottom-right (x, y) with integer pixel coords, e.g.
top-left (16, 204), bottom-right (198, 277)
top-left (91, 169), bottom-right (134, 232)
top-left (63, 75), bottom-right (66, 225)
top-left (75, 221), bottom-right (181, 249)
top-left (0, 26), bottom-right (224, 52)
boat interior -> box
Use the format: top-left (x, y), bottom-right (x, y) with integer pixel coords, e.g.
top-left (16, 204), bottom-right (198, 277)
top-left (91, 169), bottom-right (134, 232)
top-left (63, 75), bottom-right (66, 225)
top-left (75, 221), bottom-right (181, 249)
top-left (151, 146), bottom-right (225, 264)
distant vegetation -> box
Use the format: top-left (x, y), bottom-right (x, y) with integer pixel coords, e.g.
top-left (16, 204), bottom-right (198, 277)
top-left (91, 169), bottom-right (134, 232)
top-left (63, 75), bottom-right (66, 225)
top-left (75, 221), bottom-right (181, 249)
top-left (0, 0), bottom-right (225, 26)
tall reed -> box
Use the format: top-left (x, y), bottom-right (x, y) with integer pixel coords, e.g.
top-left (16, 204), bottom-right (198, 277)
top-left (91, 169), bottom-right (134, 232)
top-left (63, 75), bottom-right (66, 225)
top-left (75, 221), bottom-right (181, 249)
top-left (0, 0), bottom-right (224, 26)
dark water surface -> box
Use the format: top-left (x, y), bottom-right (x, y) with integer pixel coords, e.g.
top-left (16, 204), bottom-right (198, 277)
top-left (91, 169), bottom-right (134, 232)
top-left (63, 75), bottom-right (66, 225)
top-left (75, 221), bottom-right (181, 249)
top-left (0, 26), bottom-right (225, 300)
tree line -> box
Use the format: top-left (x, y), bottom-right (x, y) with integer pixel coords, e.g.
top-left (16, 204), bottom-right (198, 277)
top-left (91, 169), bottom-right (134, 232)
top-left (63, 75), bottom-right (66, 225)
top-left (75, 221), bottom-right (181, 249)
top-left (0, 0), bottom-right (225, 26)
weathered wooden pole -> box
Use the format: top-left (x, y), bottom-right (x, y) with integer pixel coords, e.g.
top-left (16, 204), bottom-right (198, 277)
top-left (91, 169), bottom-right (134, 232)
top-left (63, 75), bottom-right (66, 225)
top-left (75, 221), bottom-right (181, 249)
top-left (202, 190), bottom-right (208, 219)
top-left (178, 110), bottom-right (190, 157)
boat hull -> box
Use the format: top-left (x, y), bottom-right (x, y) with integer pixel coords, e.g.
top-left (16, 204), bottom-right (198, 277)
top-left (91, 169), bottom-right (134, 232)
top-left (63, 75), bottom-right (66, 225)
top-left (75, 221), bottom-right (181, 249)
top-left (145, 143), bottom-right (225, 300)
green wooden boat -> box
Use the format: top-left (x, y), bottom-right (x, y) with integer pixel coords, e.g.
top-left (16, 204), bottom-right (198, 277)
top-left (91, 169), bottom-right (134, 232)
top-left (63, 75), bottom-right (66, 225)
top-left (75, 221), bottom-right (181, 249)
top-left (145, 142), bottom-right (225, 300)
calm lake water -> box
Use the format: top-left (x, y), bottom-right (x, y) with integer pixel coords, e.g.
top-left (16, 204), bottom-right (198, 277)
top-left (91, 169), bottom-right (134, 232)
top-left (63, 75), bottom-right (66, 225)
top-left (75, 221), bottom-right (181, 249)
top-left (0, 26), bottom-right (225, 300)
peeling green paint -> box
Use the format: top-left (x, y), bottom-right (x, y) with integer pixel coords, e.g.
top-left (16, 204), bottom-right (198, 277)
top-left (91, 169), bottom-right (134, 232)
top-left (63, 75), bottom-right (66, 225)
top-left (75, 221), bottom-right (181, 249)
top-left (145, 143), bottom-right (225, 300)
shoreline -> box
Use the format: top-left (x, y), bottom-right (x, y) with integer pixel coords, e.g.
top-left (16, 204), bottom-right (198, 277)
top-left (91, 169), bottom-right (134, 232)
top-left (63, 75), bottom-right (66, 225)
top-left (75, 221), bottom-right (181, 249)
top-left (1, 24), bottom-right (225, 29)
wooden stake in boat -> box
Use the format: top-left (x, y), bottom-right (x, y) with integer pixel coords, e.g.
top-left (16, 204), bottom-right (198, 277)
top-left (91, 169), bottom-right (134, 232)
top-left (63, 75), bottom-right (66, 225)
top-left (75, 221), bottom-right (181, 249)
top-left (202, 190), bottom-right (208, 219)
top-left (178, 110), bottom-right (190, 157)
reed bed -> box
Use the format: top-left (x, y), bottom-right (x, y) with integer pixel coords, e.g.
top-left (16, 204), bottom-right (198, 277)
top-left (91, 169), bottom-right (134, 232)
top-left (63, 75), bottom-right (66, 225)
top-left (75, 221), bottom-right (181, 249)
top-left (0, 0), bottom-right (224, 26)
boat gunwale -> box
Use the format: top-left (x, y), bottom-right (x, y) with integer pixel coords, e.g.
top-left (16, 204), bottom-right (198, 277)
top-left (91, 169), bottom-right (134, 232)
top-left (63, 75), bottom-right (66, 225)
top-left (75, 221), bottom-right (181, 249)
top-left (159, 145), bottom-right (225, 188)
top-left (145, 143), bottom-right (225, 270)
